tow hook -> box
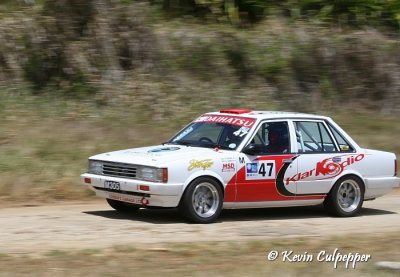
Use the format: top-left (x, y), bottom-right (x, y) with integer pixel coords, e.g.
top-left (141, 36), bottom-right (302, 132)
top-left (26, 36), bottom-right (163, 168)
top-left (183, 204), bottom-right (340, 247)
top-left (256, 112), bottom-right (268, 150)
top-left (141, 198), bottom-right (149, 207)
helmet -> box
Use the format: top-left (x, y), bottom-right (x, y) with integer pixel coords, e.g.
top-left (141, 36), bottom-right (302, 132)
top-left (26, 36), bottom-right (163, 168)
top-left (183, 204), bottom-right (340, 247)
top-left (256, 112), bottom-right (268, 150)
top-left (267, 123), bottom-right (288, 145)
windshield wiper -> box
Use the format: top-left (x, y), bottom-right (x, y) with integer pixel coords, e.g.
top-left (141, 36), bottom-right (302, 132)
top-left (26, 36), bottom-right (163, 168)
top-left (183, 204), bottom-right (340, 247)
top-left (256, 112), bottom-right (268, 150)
top-left (198, 142), bottom-right (232, 150)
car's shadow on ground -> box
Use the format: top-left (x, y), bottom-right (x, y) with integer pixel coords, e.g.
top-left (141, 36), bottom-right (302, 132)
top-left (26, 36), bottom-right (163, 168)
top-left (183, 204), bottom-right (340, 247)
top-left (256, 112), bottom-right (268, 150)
top-left (83, 205), bottom-right (396, 224)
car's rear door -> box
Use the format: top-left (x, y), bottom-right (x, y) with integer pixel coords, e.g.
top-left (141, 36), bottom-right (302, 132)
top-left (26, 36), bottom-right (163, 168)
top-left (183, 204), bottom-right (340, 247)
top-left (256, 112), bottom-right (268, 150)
top-left (291, 120), bottom-right (342, 197)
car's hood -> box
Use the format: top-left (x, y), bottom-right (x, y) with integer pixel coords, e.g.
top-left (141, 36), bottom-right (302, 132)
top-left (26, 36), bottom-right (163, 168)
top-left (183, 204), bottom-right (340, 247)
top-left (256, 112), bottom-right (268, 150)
top-left (89, 144), bottom-right (232, 167)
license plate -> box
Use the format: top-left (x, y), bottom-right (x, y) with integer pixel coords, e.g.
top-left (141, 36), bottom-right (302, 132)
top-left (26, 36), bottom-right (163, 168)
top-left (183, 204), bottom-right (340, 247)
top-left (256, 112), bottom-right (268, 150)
top-left (104, 180), bottom-right (120, 191)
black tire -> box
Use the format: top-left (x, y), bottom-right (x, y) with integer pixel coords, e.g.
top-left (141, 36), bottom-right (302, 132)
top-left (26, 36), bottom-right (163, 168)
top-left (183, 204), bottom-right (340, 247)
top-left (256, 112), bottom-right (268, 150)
top-left (179, 177), bottom-right (223, 223)
top-left (323, 176), bottom-right (365, 217)
top-left (106, 198), bottom-right (140, 213)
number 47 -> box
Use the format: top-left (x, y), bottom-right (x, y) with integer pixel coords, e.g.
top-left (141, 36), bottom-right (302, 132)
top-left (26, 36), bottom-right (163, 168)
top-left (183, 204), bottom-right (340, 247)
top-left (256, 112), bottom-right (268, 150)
top-left (259, 162), bottom-right (274, 177)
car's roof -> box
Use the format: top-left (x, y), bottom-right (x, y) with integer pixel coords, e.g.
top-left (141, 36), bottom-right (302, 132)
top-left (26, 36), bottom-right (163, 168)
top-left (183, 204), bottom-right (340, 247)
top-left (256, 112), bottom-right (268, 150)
top-left (206, 109), bottom-right (331, 121)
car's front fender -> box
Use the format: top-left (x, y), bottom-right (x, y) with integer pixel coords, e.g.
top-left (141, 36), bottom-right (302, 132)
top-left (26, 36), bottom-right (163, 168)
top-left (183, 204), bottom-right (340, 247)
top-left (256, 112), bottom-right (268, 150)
top-left (182, 170), bottom-right (226, 194)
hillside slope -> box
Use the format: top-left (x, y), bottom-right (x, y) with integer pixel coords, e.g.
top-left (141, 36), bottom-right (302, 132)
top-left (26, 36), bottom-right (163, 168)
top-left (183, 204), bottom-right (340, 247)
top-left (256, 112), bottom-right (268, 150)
top-left (0, 1), bottom-right (399, 204)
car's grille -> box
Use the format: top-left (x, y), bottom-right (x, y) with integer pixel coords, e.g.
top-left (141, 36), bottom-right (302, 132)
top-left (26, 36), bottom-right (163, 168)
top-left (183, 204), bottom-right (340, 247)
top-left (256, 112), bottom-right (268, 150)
top-left (102, 162), bottom-right (137, 179)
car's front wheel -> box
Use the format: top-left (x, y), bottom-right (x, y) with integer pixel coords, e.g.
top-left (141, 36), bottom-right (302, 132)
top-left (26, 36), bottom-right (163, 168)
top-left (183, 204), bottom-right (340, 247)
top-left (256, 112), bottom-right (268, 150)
top-left (324, 176), bottom-right (364, 217)
top-left (106, 198), bottom-right (140, 213)
top-left (179, 177), bottom-right (223, 223)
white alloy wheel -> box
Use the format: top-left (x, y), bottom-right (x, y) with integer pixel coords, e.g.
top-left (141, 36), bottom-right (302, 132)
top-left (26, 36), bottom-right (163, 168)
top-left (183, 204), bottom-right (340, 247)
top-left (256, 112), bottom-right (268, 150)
top-left (179, 177), bottom-right (223, 223)
top-left (192, 182), bottom-right (220, 218)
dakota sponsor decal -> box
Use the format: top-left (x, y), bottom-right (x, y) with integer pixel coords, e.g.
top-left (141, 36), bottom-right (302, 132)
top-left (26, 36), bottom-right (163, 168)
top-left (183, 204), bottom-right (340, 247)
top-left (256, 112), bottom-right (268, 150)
top-left (222, 162), bottom-right (235, 172)
top-left (286, 154), bottom-right (365, 185)
top-left (245, 161), bottom-right (276, 180)
top-left (188, 159), bottom-right (214, 171)
top-left (195, 115), bottom-right (255, 127)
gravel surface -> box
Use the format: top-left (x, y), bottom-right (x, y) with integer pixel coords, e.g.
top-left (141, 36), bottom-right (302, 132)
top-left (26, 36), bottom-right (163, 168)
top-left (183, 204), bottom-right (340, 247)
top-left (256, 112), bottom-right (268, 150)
top-left (1, 191), bottom-right (399, 255)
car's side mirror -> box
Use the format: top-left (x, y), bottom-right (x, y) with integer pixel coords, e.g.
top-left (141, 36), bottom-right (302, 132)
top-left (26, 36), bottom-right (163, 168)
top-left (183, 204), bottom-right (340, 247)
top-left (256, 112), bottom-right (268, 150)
top-left (242, 143), bottom-right (264, 155)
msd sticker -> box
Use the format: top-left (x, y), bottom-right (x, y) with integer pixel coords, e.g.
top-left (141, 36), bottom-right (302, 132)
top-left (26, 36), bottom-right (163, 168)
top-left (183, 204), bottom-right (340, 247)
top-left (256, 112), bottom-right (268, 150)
top-left (246, 161), bottom-right (276, 180)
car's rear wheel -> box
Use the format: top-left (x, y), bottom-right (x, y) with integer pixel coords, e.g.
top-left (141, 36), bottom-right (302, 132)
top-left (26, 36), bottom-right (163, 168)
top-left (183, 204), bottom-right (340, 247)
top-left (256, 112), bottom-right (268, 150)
top-left (106, 198), bottom-right (140, 213)
top-left (179, 177), bottom-right (223, 223)
top-left (324, 176), bottom-right (364, 217)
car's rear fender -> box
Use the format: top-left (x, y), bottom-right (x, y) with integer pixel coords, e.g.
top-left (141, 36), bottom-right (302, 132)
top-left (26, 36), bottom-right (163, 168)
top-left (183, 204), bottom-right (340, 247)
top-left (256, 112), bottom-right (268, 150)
top-left (328, 170), bottom-right (366, 196)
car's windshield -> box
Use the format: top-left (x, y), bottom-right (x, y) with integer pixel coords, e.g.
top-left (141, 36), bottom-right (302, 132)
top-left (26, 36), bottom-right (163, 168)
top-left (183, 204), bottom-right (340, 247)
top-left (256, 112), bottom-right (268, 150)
top-left (167, 115), bottom-right (256, 150)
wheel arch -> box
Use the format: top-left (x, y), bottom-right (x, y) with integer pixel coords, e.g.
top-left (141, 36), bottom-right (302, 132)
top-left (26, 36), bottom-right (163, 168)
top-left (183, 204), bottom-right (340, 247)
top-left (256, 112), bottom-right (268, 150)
top-left (179, 172), bottom-right (225, 206)
top-left (323, 172), bottom-right (366, 217)
top-left (328, 171), bottom-right (366, 196)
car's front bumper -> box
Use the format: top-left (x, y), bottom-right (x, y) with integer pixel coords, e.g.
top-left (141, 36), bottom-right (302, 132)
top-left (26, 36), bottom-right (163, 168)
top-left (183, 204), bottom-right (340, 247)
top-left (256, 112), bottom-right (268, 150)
top-left (80, 173), bottom-right (184, 207)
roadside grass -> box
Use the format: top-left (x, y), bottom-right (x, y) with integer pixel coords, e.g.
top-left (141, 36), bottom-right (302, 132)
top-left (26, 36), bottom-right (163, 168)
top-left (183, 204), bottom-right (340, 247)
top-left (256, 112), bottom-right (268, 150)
top-left (0, 232), bottom-right (399, 276)
top-left (0, 92), bottom-right (174, 205)
top-left (0, 90), bottom-right (399, 206)
top-left (332, 112), bottom-right (400, 156)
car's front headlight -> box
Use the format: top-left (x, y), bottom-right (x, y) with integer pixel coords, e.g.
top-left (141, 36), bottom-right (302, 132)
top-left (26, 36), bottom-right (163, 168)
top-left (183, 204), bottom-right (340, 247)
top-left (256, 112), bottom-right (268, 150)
top-left (137, 166), bottom-right (168, 183)
top-left (88, 160), bottom-right (103, 175)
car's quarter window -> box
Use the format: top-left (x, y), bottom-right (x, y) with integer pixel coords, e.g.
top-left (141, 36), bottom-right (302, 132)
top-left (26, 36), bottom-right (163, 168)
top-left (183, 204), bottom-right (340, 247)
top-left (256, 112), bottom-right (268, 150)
top-left (294, 121), bottom-right (338, 153)
top-left (250, 121), bottom-right (290, 154)
top-left (327, 123), bottom-right (355, 152)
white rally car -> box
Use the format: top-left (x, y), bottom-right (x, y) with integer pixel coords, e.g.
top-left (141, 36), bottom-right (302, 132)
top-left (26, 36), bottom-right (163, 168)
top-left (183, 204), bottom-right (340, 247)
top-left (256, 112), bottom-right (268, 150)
top-left (81, 109), bottom-right (399, 223)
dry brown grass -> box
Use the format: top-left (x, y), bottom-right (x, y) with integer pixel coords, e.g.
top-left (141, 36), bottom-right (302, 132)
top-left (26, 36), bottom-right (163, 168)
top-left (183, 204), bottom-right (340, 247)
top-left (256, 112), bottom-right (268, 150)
top-left (0, 91), bottom-right (399, 206)
top-left (0, 232), bottom-right (399, 276)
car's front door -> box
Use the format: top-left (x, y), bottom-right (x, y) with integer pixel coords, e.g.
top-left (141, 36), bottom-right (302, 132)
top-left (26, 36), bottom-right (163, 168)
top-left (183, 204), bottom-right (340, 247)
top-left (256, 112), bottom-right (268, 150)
top-left (235, 120), bottom-right (298, 202)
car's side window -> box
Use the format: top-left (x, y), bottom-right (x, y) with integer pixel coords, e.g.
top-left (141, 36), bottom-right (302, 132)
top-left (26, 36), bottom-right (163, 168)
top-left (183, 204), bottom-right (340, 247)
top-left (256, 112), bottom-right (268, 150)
top-left (327, 123), bottom-right (354, 152)
top-left (251, 121), bottom-right (290, 154)
top-left (295, 121), bottom-right (338, 153)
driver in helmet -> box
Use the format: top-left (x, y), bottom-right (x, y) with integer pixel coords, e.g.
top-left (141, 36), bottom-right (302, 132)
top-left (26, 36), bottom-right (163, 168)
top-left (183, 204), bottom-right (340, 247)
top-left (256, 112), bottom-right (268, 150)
top-left (265, 123), bottom-right (289, 153)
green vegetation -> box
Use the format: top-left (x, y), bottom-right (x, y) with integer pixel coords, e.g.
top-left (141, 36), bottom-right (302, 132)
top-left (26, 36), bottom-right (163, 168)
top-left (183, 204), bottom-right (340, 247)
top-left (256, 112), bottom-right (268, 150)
top-left (156, 0), bottom-right (400, 27)
top-left (1, 1), bottom-right (399, 112)
top-left (0, 1), bottom-right (399, 204)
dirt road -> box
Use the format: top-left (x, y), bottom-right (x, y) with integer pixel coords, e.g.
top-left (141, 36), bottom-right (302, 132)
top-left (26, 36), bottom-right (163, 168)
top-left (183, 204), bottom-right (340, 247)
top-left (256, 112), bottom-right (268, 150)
top-left (1, 191), bottom-right (399, 255)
